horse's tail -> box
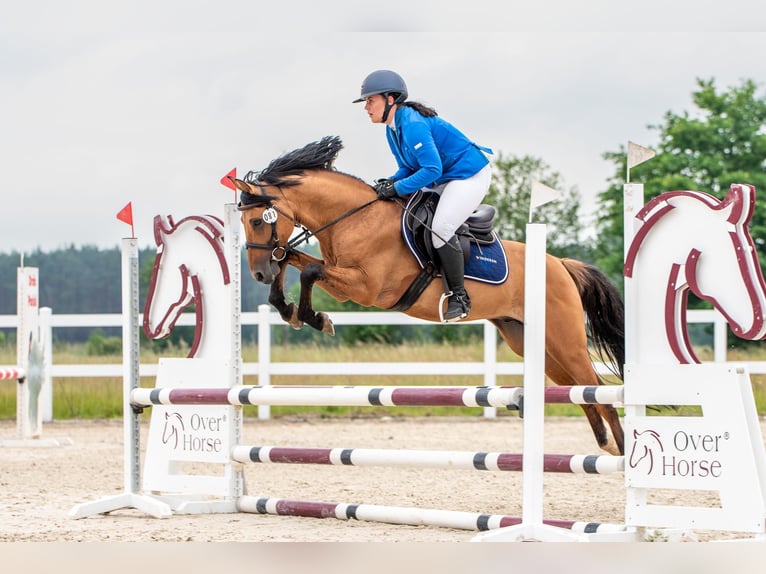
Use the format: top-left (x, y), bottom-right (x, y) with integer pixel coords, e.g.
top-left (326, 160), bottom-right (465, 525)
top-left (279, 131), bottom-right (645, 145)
top-left (560, 259), bottom-right (625, 381)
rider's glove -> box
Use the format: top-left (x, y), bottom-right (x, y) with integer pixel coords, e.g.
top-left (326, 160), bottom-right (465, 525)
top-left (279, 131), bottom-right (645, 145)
top-left (374, 179), bottom-right (398, 200)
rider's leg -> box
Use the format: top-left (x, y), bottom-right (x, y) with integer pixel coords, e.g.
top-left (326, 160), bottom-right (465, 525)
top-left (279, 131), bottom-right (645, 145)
top-left (435, 236), bottom-right (471, 321)
top-left (431, 165), bottom-right (491, 322)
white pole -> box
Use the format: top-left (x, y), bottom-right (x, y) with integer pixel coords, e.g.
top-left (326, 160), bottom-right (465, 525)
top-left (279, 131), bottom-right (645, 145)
top-left (16, 267), bottom-right (39, 438)
top-left (519, 223), bottom-right (547, 527)
top-left (623, 183), bottom-right (644, 366)
top-left (122, 238), bottom-right (141, 493)
top-left (623, 182), bottom-right (647, 521)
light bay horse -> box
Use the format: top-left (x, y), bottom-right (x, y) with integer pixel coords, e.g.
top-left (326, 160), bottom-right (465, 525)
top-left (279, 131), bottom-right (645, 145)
top-left (233, 136), bottom-right (626, 455)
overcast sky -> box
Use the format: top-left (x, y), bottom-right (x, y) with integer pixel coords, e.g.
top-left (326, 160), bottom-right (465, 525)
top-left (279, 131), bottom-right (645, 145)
top-left (2, 1), bottom-right (765, 254)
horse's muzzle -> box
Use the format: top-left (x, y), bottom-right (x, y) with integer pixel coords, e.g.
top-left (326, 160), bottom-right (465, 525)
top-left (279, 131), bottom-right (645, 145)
top-left (251, 261), bottom-right (282, 284)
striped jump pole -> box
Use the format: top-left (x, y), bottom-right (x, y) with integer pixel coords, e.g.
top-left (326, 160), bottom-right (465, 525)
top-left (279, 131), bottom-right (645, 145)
top-left (130, 384), bottom-right (623, 409)
top-left (0, 367), bottom-right (26, 381)
top-left (231, 445), bottom-right (624, 474)
top-left (237, 495), bottom-right (630, 535)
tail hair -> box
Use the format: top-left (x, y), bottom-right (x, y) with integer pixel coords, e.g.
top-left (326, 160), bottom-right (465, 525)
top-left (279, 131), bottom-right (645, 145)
top-left (561, 259), bottom-right (625, 380)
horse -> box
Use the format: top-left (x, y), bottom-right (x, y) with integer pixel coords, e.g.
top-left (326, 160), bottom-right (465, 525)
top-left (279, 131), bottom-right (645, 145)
top-left (233, 136), bottom-right (626, 455)
top-left (143, 213), bottom-right (232, 358)
top-left (624, 183), bottom-right (766, 364)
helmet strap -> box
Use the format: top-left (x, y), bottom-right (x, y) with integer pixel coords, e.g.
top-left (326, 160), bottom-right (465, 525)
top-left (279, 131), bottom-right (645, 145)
top-left (381, 95), bottom-right (393, 123)
top-left (381, 93), bottom-right (401, 123)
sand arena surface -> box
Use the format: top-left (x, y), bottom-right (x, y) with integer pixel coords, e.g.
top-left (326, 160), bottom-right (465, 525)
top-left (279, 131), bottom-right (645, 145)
top-left (1, 416), bottom-right (764, 542)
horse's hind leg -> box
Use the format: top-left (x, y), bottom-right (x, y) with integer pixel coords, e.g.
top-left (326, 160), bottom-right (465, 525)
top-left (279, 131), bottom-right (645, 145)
top-left (490, 318), bottom-right (623, 455)
top-left (542, 335), bottom-right (624, 455)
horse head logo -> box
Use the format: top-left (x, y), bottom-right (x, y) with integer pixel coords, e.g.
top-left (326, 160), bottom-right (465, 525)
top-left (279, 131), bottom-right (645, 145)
top-left (628, 428), bottom-right (664, 474)
top-left (161, 412), bottom-right (185, 449)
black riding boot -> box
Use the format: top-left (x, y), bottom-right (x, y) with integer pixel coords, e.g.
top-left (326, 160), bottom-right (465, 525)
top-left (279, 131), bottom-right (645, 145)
top-left (436, 236), bottom-right (471, 322)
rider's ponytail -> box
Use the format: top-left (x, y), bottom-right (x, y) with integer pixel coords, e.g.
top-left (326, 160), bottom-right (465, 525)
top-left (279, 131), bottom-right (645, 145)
top-left (400, 101), bottom-right (438, 118)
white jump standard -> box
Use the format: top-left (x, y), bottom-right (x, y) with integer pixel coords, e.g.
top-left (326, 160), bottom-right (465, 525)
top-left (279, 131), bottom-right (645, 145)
top-left (1, 266), bottom-right (69, 448)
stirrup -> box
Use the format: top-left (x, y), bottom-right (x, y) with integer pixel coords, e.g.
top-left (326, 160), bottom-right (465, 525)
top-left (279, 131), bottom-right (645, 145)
top-left (438, 291), bottom-right (469, 323)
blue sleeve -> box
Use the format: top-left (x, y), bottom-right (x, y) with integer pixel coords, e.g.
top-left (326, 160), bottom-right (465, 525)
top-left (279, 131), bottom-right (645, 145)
top-left (391, 166), bottom-right (411, 181)
top-left (393, 121), bottom-right (443, 196)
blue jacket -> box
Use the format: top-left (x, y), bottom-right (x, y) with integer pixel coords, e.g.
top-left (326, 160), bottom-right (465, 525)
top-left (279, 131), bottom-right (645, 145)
top-left (387, 105), bottom-right (492, 197)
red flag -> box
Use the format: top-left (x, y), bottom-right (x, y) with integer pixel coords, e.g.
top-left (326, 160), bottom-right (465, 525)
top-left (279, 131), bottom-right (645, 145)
top-left (220, 168), bottom-right (237, 190)
top-left (116, 202), bottom-right (133, 225)
top-left (116, 202), bottom-right (135, 238)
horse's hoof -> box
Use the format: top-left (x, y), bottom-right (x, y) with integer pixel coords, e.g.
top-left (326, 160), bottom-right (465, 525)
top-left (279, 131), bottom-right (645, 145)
top-left (289, 307), bottom-right (303, 330)
top-left (600, 436), bottom-right (621, 456)
top-left (320, 313), bottom-right (335, 336)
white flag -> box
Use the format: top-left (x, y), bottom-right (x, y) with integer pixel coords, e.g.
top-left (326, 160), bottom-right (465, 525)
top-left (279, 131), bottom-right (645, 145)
top-left (529, 180), bottom-right (561, 210)
top-left (627, 141), bottom-right (655, 169)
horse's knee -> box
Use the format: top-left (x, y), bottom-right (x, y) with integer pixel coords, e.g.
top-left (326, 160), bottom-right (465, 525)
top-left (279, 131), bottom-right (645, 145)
top-left (300, 263), bottom-right (324, 287)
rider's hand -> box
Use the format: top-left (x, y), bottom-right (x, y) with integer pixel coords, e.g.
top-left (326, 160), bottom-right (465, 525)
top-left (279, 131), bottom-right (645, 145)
top-left (374, 179), bottom-right (398, 200)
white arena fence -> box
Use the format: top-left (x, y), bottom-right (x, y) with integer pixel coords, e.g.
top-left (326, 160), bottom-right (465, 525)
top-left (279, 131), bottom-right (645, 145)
top-left (1, 307), bottom-right (763, 421)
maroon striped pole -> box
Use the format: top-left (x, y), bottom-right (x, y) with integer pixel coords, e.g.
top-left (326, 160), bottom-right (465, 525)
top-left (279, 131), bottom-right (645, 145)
top-left (231, 445), bottom-right (624, 474)
top-left (130, 384), bottom-right (623, 408)
top-left (238, 495), bottom-right (630, 534)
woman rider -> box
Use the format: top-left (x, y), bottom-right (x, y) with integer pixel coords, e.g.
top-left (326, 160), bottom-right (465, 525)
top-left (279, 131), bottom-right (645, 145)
top-left (353, 69), bottom-right (493, 322)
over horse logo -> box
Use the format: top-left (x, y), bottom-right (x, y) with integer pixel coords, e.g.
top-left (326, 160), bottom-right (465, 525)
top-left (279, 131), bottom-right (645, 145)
top-left (625, 183), bottom-right (766, 363)
top-left (161, 411), bottom-right (185, 449)
top-left (628, 429), bottom-right (664, 474)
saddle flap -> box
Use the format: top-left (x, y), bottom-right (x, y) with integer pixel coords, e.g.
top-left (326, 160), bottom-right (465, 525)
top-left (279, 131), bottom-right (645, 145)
top-left (401, 191), bottom-right (508, 285)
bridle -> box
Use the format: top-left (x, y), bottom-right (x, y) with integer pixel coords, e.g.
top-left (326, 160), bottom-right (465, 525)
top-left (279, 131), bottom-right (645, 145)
top-left (237, 179), bottom-right (378, 263)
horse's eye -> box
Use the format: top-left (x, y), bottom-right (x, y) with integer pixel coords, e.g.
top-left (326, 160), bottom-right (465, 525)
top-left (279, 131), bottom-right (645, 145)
top-left (250, 218), bottom-right (262, 228)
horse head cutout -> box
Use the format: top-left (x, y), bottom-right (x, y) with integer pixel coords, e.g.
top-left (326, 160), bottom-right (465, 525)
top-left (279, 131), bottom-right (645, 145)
top-left (143, 214), bottom-right (230, 358)
top-left (625, 183), bottom-right (766, 363)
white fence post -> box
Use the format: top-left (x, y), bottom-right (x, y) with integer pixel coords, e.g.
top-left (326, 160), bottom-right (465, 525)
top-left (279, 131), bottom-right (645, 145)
top-left (257, 303), bottom-right (271, 420)
top-left (482, 321), bottom-right (497, 419)
top-left (39, 307), bottom-right (53, 422)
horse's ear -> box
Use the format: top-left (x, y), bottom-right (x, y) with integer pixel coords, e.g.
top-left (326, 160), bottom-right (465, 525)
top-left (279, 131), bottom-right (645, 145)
top-left (231, 178), bottom-right (252, 193)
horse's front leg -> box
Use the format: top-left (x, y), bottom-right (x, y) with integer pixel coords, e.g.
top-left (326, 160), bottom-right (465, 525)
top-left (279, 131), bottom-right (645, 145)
top-left (298, 262), bottom-right (335, 335)
top-left (267, 271), bottom-right (303, 330)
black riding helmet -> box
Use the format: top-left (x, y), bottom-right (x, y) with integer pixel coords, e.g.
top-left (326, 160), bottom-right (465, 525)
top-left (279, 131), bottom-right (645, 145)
top-left (353, 70), bottom-right (408, 122)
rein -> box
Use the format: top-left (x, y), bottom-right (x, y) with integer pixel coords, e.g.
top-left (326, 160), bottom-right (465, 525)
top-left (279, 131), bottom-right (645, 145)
top-left (238, 181), bottom-right (379, 262)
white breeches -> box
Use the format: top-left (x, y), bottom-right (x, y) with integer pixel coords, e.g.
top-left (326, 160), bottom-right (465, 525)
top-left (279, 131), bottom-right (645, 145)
top-left (427, 164), bottom-right (492, 248)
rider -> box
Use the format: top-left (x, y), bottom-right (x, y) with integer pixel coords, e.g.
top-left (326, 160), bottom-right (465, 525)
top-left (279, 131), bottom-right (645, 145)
top-left (353, 69), bottom-right (493, 322)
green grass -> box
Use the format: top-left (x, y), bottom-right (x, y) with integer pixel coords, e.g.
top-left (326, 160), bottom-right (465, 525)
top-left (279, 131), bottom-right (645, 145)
top-left (1, 341), bottom-right (765, 419)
